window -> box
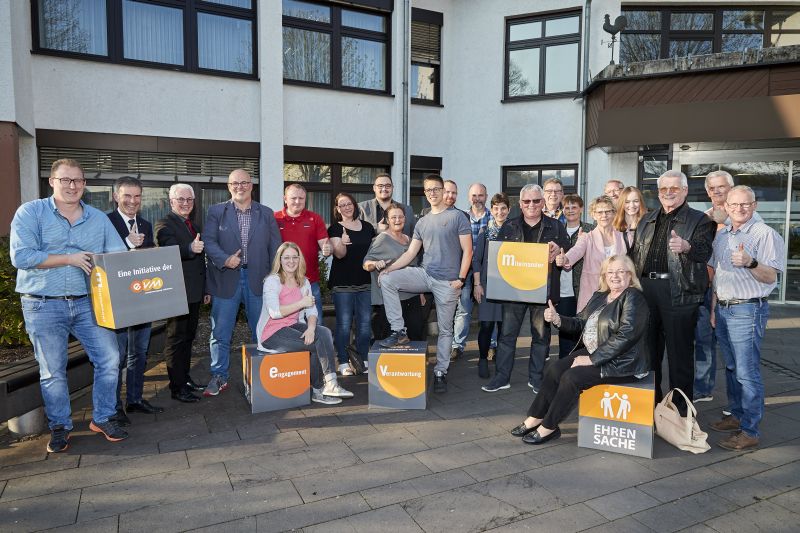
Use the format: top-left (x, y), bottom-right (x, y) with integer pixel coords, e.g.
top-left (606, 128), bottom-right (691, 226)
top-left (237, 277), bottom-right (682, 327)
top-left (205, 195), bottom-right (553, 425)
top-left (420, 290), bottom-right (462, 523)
top-left (409, 156), bottom-right (442, 214)
top-left (411, 8), bottom-right (442, 105)
top-left (282, 0), bottom-right (391, 93)
top-left (33, 0), bottom-right (257, 77)
top-left (504, 11), bottom-right (581, 100)
top-left (620, 6), bottom-right (800, 63)
top-left (502, 164), bottom-right (578, 206)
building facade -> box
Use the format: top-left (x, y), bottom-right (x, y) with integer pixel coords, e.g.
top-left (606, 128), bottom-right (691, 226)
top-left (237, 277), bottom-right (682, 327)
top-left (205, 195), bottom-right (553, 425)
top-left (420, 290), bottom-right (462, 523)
top-left (1, 0), bottom-right (799, 301)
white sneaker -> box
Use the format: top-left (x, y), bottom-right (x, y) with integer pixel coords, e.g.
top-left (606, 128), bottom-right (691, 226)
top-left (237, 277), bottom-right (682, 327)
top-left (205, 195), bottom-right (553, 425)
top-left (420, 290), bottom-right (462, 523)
top-left (338, 363), bottom-right (355, 376)
top-left (364, 360), bottom-right (369, 370)
top-left (322, 381), bottom-right (354, 398)
top-left (311, 388), bottom-right (342, 405)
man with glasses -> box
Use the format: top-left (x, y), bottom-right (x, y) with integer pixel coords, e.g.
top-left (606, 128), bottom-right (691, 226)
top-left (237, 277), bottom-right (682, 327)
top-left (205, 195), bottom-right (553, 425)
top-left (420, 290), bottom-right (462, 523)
top-left (359, 173), bottom-right (415, 237)
top-left (631, 170), bottom-right (715, 414)
top-left (708, 185), bottom-right (783, 451)
top-left (155, 184), bottom-right (208, 403)
top-left (604, 179), bottom-right (626, 202)
top-left (377, 175), bottom-right (473, 393)
top-left (542, 178), bottom-right (567, 225)
top-left (107, 176), bottom-right (163, 424)
top-left (11, 159), bottom-right (128, 452)
top-left (482, 184), bottom-right (569, 393)
top-left (203, 169), bottom-right (281, 397)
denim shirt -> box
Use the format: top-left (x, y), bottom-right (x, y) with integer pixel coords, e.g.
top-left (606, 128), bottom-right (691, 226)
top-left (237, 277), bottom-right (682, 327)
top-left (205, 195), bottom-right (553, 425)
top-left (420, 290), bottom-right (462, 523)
top-left (11, 197), bottom-right (126, 296)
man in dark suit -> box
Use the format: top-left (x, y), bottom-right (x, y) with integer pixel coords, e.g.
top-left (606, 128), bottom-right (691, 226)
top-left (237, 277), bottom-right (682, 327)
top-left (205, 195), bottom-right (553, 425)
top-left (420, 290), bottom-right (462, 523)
top-left (155, 184), bottom-right (208, 403)
top-left (107, 176), bottom-right (164, 422)
top-left (202, 169), bottom-right (281, 397)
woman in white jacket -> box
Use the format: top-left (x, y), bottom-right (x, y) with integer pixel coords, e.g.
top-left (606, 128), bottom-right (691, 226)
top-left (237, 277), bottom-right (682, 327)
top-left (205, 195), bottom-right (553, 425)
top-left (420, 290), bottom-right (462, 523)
top-left (256, 242), bottom-right (353, 404)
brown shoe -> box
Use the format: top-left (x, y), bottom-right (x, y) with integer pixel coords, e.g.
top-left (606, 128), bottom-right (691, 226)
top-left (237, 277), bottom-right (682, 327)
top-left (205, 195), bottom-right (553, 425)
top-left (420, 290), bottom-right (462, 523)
top-left (718, 431), bottom-right (759, 451)
top-left (710, 415), bottom-right (740, 433)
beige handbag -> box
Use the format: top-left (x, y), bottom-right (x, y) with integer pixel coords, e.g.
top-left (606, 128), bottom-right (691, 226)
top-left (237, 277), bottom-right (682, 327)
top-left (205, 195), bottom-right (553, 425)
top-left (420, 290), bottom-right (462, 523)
top-left (654, 388), bottom-right (710, 454)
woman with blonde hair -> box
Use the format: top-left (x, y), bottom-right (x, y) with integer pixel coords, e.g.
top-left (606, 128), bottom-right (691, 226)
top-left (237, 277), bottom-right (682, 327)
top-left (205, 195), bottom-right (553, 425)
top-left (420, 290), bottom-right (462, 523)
top-left (613, 186), bottom-right (647, 252)
top-left (255, 242), bottom-right (353, 404)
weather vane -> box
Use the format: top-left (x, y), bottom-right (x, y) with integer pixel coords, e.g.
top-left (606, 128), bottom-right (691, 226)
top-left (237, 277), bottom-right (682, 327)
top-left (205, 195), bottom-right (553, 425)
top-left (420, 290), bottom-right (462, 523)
top-left (602, 14), bottom-right (628, 65)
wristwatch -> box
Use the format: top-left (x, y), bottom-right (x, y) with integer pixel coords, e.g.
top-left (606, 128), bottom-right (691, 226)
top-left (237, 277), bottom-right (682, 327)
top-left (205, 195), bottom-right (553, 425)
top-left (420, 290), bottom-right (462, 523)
top-left (458, 276), bottom-right (467, 284)
top-left (746, 258), bottom-right (759, 269)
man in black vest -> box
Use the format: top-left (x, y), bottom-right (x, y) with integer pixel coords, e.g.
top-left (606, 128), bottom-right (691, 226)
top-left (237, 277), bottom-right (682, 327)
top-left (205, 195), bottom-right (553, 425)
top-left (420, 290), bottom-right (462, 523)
top-left (107, 176), bottom-right (163, 423)
top-left (631, 170), bottom-right (715, 414)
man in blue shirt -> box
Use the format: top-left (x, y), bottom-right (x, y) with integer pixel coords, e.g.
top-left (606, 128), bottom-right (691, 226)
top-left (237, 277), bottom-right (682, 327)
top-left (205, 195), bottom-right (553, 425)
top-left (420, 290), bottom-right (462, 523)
top-left (10, 159), bottom-right (128, 452)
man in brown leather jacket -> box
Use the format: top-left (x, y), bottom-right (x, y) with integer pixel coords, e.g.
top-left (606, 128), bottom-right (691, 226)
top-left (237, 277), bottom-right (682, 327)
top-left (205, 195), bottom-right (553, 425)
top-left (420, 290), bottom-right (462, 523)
top-left (631, 170), bottom-right (715, 414)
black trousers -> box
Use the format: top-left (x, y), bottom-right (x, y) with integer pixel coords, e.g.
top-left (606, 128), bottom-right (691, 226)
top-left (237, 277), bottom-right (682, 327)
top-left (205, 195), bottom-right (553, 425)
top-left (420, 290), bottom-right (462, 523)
top-left (495, 302), bottom-right (550, 388)
top-left (478, 321), bottom-right (501, 360)
top-left (641, 278), bottom-right (699, 413)
top-left (555, 296), bottom-right (579, 359)
top-left (164, 301), bottom-right (200, 393)
top-left (372, 296), bottom-right (426, 341)
top-left (527, 351), bottom-right (630, 429)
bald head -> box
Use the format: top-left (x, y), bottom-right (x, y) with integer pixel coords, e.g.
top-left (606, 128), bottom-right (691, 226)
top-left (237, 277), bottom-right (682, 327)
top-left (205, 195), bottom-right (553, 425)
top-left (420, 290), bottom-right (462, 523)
top-left (228, 168), bottom-right (253, 207)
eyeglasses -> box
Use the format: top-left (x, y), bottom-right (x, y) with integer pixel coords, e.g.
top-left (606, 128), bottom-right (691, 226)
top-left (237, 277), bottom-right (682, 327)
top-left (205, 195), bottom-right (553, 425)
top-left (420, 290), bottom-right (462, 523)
top-left (375, 184), bottom-right (393, 190)
top-left (337, 202), bottom-right (354, 209)
top-left (229, 181), bottom-right (252, 188)
top-left (388, 215), bottom-right (405, 221)
top-left (521, 198), bottom-right (544, 205)
top-left (594, 209), bottom-right (615, 216)
top-left (543, 189), bottom-right (563, 195)
top-left (424, 187), bottom-right (443, 194)
top-left (606, 270), bottom-right (630, 276)
top-left (707, 186), bottom-right (729, 193)
top-left (173, 197), bottom-right (194, 204)
top-left (658, 186), bottom-right (682, 195)
top-left (55, 177), bottom-right (86, 186)
top-left (726, 202), bottom-right (754, 210)
top-left (281, 255), bottom-right (300, 261)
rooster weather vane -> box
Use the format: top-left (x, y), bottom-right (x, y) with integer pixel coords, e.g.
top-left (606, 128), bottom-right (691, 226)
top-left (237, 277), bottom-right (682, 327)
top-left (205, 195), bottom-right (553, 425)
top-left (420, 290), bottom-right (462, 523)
top-left (602, 14), bottom-right (628, 65)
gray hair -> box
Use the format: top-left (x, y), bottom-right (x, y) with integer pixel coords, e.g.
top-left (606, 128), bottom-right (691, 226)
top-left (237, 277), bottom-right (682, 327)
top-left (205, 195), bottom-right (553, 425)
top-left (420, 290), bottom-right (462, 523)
top-left (114, 175), bottom-right (142, 193)
top-left (519, 183), bottom-right (543, 197)
top-left (705, 170), bottom-right (734, 188)
top-left (657, 170), bottom-right (688, 188)
top-left (468, 182), bottom-right (487, 194)
top-left (169, 183), bottom-right (194, 199)
top-left (728, 185), bottom-right (756, 202)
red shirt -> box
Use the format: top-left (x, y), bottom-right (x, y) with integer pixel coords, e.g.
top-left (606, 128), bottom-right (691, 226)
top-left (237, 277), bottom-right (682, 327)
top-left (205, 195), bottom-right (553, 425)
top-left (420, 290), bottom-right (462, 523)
top-left (275, 208), bottom-right (328, 283)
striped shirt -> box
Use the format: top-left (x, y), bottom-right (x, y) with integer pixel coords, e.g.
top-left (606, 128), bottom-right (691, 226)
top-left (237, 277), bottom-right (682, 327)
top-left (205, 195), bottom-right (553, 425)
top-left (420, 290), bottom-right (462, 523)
top-left (469, 207), bottom-right (491, 251)
top-left (709, 214), bottom-right (784, 300)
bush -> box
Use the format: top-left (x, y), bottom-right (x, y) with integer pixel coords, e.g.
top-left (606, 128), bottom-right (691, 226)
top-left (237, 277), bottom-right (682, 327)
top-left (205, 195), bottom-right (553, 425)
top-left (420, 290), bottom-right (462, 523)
top-left (0, 235), bottom-right (30, 347)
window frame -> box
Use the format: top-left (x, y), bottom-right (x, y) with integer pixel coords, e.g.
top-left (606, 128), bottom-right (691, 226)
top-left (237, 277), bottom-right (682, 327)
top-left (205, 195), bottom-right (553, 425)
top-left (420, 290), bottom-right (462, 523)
top-left (620, 5), bottom-right (800, 63)
top-left (282, 0), bottom-right (392, 96)
top-left (30, 0), bottom-right (259, 80)
top-left (503, 8), bottom-right (582, 103)
top-left (410, 8), bottom-right (443, 106)
top-left (501, 164), bottom-right (579, 201)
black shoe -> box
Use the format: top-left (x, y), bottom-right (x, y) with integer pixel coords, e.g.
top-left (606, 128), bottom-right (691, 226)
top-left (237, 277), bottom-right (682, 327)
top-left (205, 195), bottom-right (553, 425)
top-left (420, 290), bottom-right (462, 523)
top-left (510, 422), bottom-right (539, 437)
top-left (126, 399), bottom-right (164, 414)
top-left (89, 419), bottom-right (129, 442)
top-left (433, 371), bottom-right (447, 393)
top-left (481, 378), bottom-right (510, 392)
top-left (171, 389), bottom-right (201, 403)
top-left (379, 329), bottom-right (410, 348)
top-left (110, 409), bottom-right (131, 427)
top-left (522, 427), bottom-right (561, 445)
top-left (47, 425), bottom-right (70, 453)
top-left (478, 359), bottom-right (489, 379)
top-left (185, 376), bottom-right (205, 392)
top-left (450, 347), bottom-right (463, 361)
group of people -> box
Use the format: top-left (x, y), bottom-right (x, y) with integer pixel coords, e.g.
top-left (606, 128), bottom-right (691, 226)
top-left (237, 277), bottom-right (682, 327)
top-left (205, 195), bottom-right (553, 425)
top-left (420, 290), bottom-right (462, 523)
top-left (10, 159), bottom-right (783, 455)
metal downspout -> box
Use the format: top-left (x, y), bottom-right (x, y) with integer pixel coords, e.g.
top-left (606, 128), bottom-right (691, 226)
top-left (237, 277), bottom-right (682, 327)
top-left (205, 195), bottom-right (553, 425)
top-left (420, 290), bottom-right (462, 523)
top-left (402, 0), bottom-right (411, 204)
top-left (580, 0), bottom-right (593, 199)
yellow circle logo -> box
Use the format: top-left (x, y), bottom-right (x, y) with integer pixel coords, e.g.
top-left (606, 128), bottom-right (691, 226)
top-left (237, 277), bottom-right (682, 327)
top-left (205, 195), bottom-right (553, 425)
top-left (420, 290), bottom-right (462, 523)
top-left (495, 242), bottom-right (549, 291)
top-left (376, 353), bottom-right (425, 399)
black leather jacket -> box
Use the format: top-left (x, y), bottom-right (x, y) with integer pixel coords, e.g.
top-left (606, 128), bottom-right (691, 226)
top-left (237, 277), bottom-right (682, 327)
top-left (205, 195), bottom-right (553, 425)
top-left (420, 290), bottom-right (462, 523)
top-left (559, 287), bottom-right (650, 378)
top-left (496, 215), bottom-right (571, 304)
top-left (631, 202), bottom-right (715, 305)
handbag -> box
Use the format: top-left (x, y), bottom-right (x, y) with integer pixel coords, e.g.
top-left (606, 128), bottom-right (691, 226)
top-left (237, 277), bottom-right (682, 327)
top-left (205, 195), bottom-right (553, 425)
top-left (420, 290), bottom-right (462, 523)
top-left (346, 344), bottom-right (366, 375)
top-left (654, 388), bottom-right (710, 454)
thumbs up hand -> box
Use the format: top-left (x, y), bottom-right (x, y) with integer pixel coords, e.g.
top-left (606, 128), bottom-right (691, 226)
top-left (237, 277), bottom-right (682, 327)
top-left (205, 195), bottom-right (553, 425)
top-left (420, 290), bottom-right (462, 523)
top-left (224, 248), bottom-right (242, 268)
top-left (731, 242), bottom-right (751, 268)
top-left (341, 225), bottom-right (352, 246)
top-left (128, 229), bottom-right (145, 248)
top-left (544, 299), bottom-right (561, 327)
top-left (668, 229), bottom-right (689, 254)
top-left (547, 241), bottom-right (560, 263)
top-left (377, 217), bottom-right (389, 232)
top-left (321, 238), bottom-right (332, 257)
top-left (555, 247), bottom-right (570, 269)
top-left (191, 233), bottom-right (204, 254)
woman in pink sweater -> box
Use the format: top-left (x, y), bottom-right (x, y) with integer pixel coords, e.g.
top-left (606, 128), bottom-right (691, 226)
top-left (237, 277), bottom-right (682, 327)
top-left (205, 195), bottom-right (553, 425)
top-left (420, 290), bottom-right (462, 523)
top-left (556, 196), bottom-right (626, 311)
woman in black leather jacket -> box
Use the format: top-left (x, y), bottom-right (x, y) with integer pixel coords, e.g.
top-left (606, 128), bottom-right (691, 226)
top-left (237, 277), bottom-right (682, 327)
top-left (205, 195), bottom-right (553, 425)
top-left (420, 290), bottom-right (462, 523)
top-left (510, 255), bottom-right (650, 445)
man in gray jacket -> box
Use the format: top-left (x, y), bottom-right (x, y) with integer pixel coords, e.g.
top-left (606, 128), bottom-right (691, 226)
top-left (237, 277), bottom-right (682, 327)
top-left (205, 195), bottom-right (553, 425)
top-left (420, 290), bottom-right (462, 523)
top-left (359, 173), bottom-right (415, 237)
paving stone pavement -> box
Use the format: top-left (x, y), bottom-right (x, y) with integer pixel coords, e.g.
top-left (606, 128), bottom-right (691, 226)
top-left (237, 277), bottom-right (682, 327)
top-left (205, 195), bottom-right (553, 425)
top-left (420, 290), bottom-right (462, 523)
top-left (1, 306), bottom-right (799, 532)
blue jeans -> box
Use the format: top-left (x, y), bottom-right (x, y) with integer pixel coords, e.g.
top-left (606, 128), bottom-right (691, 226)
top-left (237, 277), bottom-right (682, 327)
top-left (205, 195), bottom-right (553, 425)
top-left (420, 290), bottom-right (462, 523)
top-left (332, 290), bottom-right (372, 365)
top-left (209, 268), bottom-right (261, 380)
top-left (694, 289), bottom-right (717, 398)
top-left (311, 281), bottom-right (324, 319)
top-left (452, 279), bottom-right (473, 350)
top-left (715, 300), bottom-right (769, 438)
top-left (21, 295), bottom-right (119, 430)
top-left (115, 323), bottom-right (152, 407)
